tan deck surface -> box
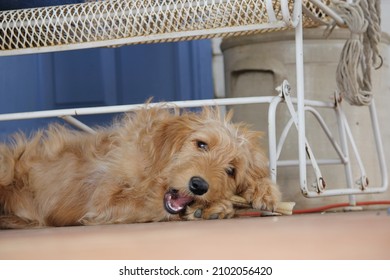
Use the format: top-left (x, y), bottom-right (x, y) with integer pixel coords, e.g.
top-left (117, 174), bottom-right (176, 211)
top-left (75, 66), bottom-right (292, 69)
top-left (0, 210), bottom-right (389, 260)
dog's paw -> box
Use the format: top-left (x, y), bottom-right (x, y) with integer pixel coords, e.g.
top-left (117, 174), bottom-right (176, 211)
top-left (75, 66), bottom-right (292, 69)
top-left (242, 179), bottom-right (281, 212)
top-left (183, 199), bottom-right (235, 220)
top-left (0, 215), bottom-right (40, 229)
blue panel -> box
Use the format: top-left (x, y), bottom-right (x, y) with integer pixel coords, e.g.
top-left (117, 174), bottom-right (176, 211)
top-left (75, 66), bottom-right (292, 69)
top-left (36, 49), bottom-right (119, 110)
top-left (193, 40), bottom-right (214, 100)
top-left (178, 40), bottom-right (214, 100)
top-left (0, 55), bottom-right (40, 113)
top-left (0, 40), bottom-right (214, 141)
top-left (117, 40), bottom-right (213, 104)
top-left (116, 43), bottom-right (177, 104)
top-left (52, 49), bottom-right (107, 106)
top-left (0, 55), bottom-right (46, 140)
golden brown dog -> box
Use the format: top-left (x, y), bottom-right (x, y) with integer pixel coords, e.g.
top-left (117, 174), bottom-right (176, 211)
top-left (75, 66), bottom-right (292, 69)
top-left (0, 104), bottom-right (280, 229)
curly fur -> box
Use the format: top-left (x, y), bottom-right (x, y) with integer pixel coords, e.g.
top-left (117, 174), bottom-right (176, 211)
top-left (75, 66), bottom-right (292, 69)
top-left (0, 104), bottom-right (280, 229)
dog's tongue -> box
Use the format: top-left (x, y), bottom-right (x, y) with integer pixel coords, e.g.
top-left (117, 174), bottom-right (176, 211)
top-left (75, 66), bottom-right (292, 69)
top-left (164, 189), bottom-right (194, 214)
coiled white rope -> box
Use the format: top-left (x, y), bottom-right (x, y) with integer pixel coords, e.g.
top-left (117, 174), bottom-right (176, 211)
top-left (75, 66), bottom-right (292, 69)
top-left (332, 0), bottom-right (381, 106)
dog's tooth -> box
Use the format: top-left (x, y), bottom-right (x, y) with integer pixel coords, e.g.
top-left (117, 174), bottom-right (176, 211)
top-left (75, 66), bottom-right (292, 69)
top-left (194, 209), bottom-right (202, 218)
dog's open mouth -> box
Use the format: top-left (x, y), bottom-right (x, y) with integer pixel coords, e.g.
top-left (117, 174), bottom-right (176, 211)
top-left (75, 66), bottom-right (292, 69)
top-left (164, 189), bottom-right (194, 214)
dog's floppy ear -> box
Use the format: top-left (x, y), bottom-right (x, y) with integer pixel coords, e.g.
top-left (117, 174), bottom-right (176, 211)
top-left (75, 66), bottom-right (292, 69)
top-left (235, 131), bottom-right (281, 211)
top-left (150, 113), bottom-right (196, 167)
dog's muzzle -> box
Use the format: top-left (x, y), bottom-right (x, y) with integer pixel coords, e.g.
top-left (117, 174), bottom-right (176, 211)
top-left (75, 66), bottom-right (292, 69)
top-left (164, 177), bottom-right (209, 214)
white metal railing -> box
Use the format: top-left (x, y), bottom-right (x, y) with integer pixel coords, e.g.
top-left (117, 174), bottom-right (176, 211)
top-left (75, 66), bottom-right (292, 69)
top-left (0, 0), bottom-right (308, 56)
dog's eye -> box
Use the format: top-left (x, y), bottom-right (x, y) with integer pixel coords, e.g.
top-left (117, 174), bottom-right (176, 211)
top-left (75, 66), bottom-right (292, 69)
top-left (225, 167), bottom-right (235, 177)
top-left (196, 140), bottom-right (208, 151)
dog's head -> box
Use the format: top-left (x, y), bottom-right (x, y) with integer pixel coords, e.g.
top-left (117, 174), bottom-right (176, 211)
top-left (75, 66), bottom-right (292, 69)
top-left (146, 106), bottom-right (276, 215)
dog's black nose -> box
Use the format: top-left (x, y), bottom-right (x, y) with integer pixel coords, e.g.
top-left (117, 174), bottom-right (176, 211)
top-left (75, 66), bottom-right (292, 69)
top-left (189, 176), bottom-right (209, 195)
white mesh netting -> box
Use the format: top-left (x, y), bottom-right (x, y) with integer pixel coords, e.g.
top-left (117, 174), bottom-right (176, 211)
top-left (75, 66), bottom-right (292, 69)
top-left (0, 0), bottom-right (332, 53)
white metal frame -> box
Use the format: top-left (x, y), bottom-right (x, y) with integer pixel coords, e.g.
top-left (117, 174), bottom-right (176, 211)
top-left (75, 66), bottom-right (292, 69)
top-left (0, 0), bottom-right (388, 204)
top-left (270, 80), bottom-right (388, 201)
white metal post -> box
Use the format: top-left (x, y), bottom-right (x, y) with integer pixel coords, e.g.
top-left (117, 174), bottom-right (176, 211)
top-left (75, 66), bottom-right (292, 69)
top-left (294, 3), bottom-right (308, 195)
top-left (335, 95), bottom-right (356, 205)
top-left (369, 99), bottom-right (389, 191)
top-left (268, 96), bottom-right (284, 182)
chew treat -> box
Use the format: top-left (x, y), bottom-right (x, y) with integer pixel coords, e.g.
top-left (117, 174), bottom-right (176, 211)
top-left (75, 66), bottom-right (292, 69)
top-left (230, 195), bottom-right (296, 215)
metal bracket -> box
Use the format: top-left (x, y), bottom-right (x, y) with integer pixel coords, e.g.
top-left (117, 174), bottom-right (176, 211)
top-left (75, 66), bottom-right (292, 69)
top-left (276, 80), bottom-right (326, 193)
top-left (334, 91), bottom-right (369, 191)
